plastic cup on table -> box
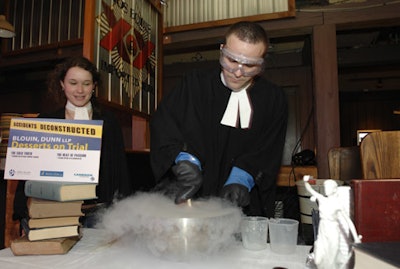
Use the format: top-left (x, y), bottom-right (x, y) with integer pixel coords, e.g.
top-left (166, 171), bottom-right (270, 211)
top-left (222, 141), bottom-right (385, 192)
top-left (240, 216), bottom-right (269, 250)
top-left (268, 218), bottom-right (299, 254)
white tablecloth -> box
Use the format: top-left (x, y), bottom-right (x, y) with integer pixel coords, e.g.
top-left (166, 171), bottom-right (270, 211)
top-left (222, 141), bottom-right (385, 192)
top-left (0, 229), bottom-right (312, 269)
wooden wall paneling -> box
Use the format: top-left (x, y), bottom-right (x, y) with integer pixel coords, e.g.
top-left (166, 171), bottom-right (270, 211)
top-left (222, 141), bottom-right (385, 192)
top-left (340, 91), bottom-right (400, 146)
top-left (290, 66), bottom-right (314, 152)
top-left (132, 115), bottom-right (150, 149)
top-left (312, 24), bottom-right (341, 178)
top-left (328, 146), bottom-right (362, 182)
top-left (263, 66), bottom-right (315, 155)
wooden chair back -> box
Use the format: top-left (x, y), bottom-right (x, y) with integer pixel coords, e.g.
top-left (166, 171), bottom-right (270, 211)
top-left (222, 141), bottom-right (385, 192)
top-left (360, 130), bottom-right (400, 179)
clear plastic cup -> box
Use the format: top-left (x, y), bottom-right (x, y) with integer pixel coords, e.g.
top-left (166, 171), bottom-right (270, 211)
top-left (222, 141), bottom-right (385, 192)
top-left (269, 218), bottom-right (299, 254)
top-left (240, 216), bottom-right (268, 250)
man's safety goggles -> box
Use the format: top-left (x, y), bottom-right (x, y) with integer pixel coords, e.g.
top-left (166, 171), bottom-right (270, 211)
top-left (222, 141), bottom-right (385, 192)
top-left (219, 47), bottom-right (264, 77)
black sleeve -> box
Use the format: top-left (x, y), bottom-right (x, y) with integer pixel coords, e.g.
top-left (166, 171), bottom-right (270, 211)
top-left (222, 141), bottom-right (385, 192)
top-left (13, 180), bottom-right (28, 221)
top-left (96, 111), bottom-right (133, 202)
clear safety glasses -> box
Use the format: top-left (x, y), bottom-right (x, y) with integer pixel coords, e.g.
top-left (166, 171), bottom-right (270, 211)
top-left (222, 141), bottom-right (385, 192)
top-left (219, 47), bottom-right (264, 77)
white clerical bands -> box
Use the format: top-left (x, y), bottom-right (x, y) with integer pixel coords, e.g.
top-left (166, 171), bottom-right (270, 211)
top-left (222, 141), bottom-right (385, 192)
top-left (220, 89), bottom-right (252, 129)
top-left (220, 73), bottom-right (253, 129)
top-left (66, 101), bottom-right (92, 120)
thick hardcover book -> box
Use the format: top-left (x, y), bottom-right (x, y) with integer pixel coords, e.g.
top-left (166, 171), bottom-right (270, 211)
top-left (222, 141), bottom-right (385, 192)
top-left (24, 180), bottom-right (97, 201)
top-left (10, 235), bottom-right (80, 255)
top-left (28, 198), bottom-right (84, 218)
top-left (351, 179), bottom-right (400, 242)
top-left (354, 242), bottom-right (400, 269)
top-left (21, 218), bottom-right (81, 241)
top-left (26, 216), bottom-right (81, 228)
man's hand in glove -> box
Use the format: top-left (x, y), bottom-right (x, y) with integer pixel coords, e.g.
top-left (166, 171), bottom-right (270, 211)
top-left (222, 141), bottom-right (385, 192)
top-left (220, 166), bottom-right (254, 207)
top-left (172, 160), bottom-right (203, 204)
top-left (220, 183), bottom-right (250, 207)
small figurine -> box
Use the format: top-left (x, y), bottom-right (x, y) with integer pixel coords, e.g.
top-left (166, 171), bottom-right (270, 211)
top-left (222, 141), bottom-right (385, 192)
top-left (303, 176), bottom-right (362, 269)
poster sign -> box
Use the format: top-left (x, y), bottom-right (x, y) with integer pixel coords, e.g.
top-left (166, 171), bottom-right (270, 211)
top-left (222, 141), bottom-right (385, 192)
top-left (4, 118), bottom-right (103, 183)
top-left (93, 0), bottom-right (160, 114)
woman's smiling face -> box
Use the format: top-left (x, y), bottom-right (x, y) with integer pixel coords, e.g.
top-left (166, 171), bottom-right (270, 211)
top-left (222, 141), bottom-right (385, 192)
top-left (60, 66), bottom-right (95, 107)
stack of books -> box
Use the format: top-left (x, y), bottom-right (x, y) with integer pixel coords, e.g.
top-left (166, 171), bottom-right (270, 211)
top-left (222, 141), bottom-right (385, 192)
top-left (11, 180), bottom-right (97, 255)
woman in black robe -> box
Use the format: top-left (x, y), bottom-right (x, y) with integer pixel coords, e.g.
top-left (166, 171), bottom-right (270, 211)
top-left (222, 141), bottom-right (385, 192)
top-left (13, 56), bottom-right (132, 226)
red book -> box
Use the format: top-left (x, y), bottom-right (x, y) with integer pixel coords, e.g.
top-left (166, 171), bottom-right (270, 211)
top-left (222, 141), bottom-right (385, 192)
top-left (352, 179), bottom-right (400, 242)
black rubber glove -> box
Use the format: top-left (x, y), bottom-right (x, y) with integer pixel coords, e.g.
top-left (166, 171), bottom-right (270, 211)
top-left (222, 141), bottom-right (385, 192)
top-left (171, 160), bottom-right (203, 204)
top-left (220, 183), bottom-right (250, 207)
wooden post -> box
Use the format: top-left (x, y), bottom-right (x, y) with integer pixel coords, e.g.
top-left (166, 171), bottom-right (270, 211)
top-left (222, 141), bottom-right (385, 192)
top-left (312, 24), bottom-right (340, 178)
top-left (82, 0), bottom-right (96, 60)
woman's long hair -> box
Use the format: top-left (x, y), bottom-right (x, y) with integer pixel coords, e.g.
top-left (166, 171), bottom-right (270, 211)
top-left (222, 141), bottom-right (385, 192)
top-left (46, 56), bottom-right (102, 115)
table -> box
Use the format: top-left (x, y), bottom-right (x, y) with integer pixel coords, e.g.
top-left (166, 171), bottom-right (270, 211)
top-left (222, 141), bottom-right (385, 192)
top-left (0, 229), bottom-right (312, 269)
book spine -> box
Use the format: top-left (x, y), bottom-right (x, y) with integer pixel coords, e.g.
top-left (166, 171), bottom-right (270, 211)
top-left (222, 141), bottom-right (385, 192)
top-left (24, 181), bottom-right (62, 201)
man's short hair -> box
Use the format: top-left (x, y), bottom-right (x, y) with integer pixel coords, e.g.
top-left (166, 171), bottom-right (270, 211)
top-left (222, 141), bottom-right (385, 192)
top-left (224, 21), bottom-right (269, 55)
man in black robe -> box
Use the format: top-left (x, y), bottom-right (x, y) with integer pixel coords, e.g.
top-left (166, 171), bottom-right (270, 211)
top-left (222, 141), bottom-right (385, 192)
top-left (150, 21), bottom-right (288, 217)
